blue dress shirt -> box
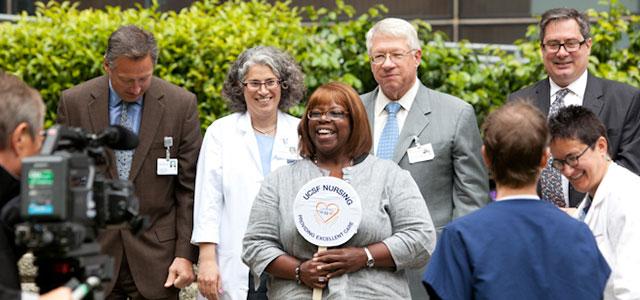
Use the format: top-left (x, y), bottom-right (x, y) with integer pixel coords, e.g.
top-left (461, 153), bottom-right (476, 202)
top-left (108, 80), bottom-right (143, 135)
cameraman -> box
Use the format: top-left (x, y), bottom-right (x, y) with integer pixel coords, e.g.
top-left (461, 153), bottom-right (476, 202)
top-left (0, 71), bottom-right (71, 300)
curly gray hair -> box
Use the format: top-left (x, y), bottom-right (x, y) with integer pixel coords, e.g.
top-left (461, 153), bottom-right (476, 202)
top-left (222, 46), bottom-right (305, 112)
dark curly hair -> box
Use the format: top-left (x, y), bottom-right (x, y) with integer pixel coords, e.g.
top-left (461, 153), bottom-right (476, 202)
top-left (549, 105), bottom-right (608, 149)
top-left (539, 8), bottom-right (590, 42)
top-left (222, 46), bottom-right (305, 112)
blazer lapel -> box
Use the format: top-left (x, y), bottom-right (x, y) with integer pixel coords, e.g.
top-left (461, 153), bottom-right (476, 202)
top-left (362, 90), bottom-right (378, 156)
top-left (536, 79), bottom-right (551, 115)
top-left (88, 76), bottom-right (117, 179)
top-left (394, 84), bottom-right (432, 162)
top-left (129, 79), bottom-right (165, 181)
top-left (271, 111), bottom-right (300, 170)
top-left (87, 76), bottom-right (111, 132)
top-left (584, 176), bottom-right (608, 226)
top-left (239, 112), bottom-right (263, 175)
top-left (582, 73), bottom-right (605, 116)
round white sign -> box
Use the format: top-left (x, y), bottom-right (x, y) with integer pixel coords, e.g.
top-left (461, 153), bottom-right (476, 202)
top-left (293, 176), bottom-right (362, 247)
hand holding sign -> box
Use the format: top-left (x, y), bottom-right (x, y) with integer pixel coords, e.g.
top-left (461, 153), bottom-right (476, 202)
top-left (298, 259), bottom-right (330, 289)
top-left (312, 247), bottom-right (368, 278)
top-left (293, 177), bottom-right (362, 300)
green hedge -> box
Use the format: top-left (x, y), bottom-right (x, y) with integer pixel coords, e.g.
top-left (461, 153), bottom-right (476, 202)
top-left (1, 0), bottom-right (639, 129)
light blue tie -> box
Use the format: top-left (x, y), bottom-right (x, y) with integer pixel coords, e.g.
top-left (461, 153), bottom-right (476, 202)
top-left (115, 102), bottom-right (134, 180)
top-left (377, 102), bottom-right (401, 160)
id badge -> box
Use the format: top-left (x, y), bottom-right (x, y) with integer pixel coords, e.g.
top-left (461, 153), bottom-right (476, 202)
top-left (277, 137), bottom-right (301, 164)
top-left (407, 143), bottom-right (435, 164)
top-left (157, 158), bottom-right (178, 175)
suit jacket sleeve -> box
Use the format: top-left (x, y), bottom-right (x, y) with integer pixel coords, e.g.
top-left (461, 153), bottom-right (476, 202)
top-left (0, 286), bottom-right (20, 300)
top-left (452, 105), bottom-right (490, 219)
top-left (57, 92), bottom-right (69, 125)
top-left (615, 89), bottom-right (640, 174)
top-left (382, 167), bottom-right (436, 269)
top-left (174, 94), bottom-right (202, 260)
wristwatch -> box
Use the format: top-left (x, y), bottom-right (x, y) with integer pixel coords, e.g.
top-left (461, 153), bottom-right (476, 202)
top-left (363, 247), bottom-right (375, 268)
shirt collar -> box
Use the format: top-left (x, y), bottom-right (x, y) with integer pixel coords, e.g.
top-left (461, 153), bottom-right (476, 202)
top-left (496, 194), bottom-right (540, 201)
top-left (375, 77), bottom-right (420, 116)
top-left (549, 69), bottom-right (588, 100)
top-left (108, 79), bottom-right (143, 108)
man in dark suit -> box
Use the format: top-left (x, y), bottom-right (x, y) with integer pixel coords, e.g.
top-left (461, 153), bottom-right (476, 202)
top-left (57, 26), bottom-right (201, 300)
top-left (0, 71), bottom-right (71, 300)
top-left (509, 8), bottom-right (640, 207)
top-left (360, 18), bottom-right (490, 299)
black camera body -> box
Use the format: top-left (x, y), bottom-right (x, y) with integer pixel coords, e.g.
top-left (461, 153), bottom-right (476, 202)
top-left (15, 125), bottom-right (146, 298)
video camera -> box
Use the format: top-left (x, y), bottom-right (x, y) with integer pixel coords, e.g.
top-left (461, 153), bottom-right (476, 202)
top-left (15, 125), bottom-right (147, 299)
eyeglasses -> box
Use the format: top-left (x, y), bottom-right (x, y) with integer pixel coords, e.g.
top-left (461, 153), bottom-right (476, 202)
top-left (307, 110), bottom-right (349, 121)
top-left (551, 142), bottom-right (594, 171)
top-left (542, 39), bottom-right (587, 53)
top-left (242, 79), bottom-right (280, 91)
top-left (370, 49), bottom-right (417, 65)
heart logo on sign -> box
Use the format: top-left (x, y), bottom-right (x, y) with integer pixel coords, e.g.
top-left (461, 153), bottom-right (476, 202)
top-left (315, 202), bottom-right (340, 224)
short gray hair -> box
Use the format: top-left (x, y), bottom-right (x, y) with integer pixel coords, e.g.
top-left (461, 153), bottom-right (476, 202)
top-left (104, 25), bottom-right (158, 69)
top-left (0, 71), bottom-right (44, 150)
top-left (365, 18), bottom-right (421, 54)
top-left (222, 46), bottom-right (305, 112)
top-left (539, 8), bottom-right (590, 42)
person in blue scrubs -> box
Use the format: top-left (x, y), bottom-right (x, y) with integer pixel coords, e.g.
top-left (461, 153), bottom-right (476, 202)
top-left (423, 101), bottom-right (610, 300)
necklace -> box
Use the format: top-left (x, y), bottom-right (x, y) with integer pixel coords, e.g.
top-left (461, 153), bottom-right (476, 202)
top-left (252, 125), bottom-right (276, 135)
top-left (313, 157), bottom-right (353, 168)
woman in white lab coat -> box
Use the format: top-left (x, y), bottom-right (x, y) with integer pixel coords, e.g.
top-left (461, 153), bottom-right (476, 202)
top-left (191, 46), bottom-right (305, 300)
top-left (549, 105), bottom-right (640, 300)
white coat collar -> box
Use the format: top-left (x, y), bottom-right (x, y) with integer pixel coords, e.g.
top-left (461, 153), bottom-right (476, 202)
top-left (238, 111), bottom-right (300, 175)
top-left (577, 162), bottom-right (615, 222)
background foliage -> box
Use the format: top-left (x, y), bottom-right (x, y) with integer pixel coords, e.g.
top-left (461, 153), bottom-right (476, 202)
top-left (1, 0), bottom-right (639, 129)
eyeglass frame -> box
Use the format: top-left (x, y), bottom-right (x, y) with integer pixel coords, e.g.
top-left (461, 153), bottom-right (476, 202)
top-left (241, 79), bottom-right (281, 91)
top-left (369, 49), bottom-right (418, 65)
top-left (307, 110), bottom-right (350, 121)
top-left (541, 39), bottom-right (588, 53)
top-left (551, 141), bottom-right (595, 171)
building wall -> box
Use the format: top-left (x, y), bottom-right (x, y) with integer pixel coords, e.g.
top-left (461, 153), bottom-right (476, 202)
top-left (2, 0), bottom-right (639, 44)
top-left (285, 0), bottom-right (639, 44)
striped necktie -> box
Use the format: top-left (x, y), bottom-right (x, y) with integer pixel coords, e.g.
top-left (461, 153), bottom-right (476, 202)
top-left (115, 102), bottom-right (134, 180)
top-left (540, 88), bottom-right (570, 207)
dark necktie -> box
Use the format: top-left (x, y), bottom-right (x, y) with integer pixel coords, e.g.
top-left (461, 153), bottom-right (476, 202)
top-left (577, 195), bottom-right (592, 221)
top-left (540, 88), bottom-right (570, 207)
